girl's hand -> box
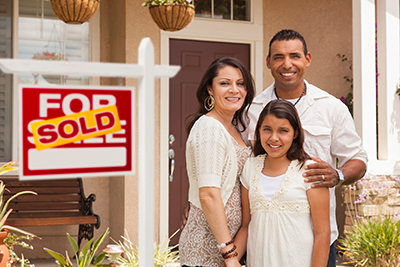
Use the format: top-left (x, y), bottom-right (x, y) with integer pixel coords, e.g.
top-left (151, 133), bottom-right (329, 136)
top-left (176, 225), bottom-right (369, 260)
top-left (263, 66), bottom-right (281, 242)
top-left (224, 257), bottom-right (241, 267)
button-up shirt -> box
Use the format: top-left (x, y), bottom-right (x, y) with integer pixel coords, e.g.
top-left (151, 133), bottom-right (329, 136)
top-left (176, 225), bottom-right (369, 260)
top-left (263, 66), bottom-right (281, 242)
top-left (244, 80), bottom-right (368, 244)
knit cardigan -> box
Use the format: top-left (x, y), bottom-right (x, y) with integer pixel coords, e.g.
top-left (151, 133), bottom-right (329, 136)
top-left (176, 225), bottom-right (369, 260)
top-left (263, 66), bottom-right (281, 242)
top-left (186, 115), bottom-right (238, 209)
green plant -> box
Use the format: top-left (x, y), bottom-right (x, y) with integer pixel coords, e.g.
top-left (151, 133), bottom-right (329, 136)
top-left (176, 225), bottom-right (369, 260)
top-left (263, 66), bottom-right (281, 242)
top-left (142, 0), bottom-right (192, 7)
top-left (340, 216), bottom-right (400, 266)
top-left (5, 233), bottom-right (34, 267)
top-left (0, 162), bottom-right (38, 267)
top-left (339, 177), bottom-right (400, 266)
top-left (115, 229), bottom-right (179, 266)
top-left (44, 228), bottom-right (109, 267)
top-left (0, 162), bottom-right (37, 236)
top-left (337, 54), bottom-right (354, 116)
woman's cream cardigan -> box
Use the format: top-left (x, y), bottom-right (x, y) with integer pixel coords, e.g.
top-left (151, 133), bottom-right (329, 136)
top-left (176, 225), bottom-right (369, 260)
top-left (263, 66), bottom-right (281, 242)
top-left (186, 115), bottom-right (238, 209)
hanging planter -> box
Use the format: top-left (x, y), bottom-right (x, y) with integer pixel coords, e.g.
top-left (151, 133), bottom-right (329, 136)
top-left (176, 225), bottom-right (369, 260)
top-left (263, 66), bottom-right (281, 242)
top-left (50, 0), bottom-right (100, 25)
top-left (143, 1), bottom-right (195, 32)
top-left (32, 52), bottom-right (69, 84)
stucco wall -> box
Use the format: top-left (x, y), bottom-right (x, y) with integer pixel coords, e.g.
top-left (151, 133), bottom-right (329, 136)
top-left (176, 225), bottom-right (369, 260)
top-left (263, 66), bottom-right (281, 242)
top-left (263, 0), bottom-right (353, 239)
top-left (100, 0), bottom-right (162, 250)
top-left (263, 0), bottom-right (353, 99)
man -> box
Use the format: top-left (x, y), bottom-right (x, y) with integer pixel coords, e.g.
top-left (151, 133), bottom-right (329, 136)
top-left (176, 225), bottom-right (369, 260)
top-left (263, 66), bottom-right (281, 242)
top-left (245, 29), bottom-right (367, 267)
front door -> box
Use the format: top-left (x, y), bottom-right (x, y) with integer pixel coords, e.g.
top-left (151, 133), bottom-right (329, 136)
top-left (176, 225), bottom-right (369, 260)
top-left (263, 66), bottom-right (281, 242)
top-left (168, 39), bottom-right (250, 245)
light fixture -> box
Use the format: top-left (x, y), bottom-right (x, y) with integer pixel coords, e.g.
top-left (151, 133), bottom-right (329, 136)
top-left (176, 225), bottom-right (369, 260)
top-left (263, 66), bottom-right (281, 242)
top-left (103, 244), bottom-right (124, 266)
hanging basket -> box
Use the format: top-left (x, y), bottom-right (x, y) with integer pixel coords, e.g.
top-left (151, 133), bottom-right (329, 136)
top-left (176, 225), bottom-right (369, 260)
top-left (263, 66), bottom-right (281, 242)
top-left (50, 0), bottom-right (100, 25)
top-left (149, 3), bottom-right (195, 32)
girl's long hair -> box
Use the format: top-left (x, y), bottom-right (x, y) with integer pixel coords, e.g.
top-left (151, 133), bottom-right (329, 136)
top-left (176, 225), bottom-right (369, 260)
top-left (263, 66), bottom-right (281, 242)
top-left (253, 100), bottom-right (310, 166)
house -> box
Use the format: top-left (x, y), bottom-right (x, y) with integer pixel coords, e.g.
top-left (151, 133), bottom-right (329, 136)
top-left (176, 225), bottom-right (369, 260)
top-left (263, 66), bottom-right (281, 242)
top-left (1, 0), bottom-right (398, 260)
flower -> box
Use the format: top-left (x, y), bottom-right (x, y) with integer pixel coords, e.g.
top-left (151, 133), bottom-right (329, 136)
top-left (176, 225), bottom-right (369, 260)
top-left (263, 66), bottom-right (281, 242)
top-left (32, 51), bottom-right (69, 61)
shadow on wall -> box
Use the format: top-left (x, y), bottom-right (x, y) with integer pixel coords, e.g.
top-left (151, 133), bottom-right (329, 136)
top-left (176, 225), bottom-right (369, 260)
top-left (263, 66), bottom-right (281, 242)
top-left (391, 95), bottom-right (400, 144)
top-left (394, 161), bottom-right (400, 175)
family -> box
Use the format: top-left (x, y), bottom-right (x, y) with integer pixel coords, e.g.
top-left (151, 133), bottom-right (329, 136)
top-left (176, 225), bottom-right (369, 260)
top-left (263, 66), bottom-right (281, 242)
top-left (178, 29), bottom-right (368, 267)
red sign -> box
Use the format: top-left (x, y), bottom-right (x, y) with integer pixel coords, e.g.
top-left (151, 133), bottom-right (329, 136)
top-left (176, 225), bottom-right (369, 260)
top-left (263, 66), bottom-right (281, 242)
top-left (19, 85), bottom-right (134, 180)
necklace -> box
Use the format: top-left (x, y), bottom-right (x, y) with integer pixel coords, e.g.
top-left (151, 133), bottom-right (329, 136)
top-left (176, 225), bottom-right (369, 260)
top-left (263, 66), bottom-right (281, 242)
top-left (274, 82), bottom-right (307, 106)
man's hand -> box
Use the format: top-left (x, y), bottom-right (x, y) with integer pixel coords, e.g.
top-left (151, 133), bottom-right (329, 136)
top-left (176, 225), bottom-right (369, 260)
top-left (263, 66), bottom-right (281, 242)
top-left (181, 201), bottom-right (190, 230)
top-left (303, 157), bottom-right (339, 188)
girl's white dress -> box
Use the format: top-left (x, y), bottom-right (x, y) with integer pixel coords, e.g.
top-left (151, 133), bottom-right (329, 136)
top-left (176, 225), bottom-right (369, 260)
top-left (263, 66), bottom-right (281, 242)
top-left (241, 155), bottom-right (317, 267)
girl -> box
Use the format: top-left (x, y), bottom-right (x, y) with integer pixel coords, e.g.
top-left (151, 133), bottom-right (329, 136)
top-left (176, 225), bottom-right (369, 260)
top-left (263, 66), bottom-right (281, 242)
top-left (234, 100), bottom-right (330, 266)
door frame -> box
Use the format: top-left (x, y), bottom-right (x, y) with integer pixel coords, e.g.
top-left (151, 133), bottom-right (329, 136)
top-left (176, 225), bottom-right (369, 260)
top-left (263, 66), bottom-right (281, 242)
top-left (159, 0), bottom-right (264, 242)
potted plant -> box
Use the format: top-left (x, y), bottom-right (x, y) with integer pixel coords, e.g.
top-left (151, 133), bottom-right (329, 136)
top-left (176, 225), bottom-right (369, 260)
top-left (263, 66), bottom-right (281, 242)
top-left (32, 51), bottom-right (69, 84)
top-left (142, 0), bottom-right (194, 32)
top-left (49, 0), bottom-right (100, 25)
top-left (0, 162), bottom-right (38, 267)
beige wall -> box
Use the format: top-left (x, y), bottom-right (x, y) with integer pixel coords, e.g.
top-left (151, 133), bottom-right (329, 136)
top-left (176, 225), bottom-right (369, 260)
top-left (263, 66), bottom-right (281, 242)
top-left (100, 0), bottom-right (162, 250)
top-left (263, 0), bottom-right (353, 99)
top-left (263, 0), bottom-right (353, 238)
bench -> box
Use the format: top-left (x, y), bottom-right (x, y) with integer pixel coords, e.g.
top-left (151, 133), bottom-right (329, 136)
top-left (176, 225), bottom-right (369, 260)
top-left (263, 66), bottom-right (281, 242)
top-left (3, 178), bottom-right (100, 248)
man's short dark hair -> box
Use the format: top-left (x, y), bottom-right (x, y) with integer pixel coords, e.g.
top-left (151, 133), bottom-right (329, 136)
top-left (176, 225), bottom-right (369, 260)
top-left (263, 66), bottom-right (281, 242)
top-left (268, 29), bottom-right (308, 57)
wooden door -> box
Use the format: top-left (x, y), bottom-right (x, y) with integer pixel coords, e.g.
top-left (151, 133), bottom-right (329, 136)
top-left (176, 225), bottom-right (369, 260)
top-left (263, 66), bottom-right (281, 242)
top-left (169, 39), bottom-right (250, 245)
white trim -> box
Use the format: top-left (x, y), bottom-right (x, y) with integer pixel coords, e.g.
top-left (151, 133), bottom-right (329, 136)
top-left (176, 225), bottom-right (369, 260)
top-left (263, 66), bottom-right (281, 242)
top-left (158, 0), bottom-right (263, 242)
top-left (377, 0), bottom-right (400, 161)
top-left (12, 0), bottom-right (19, 162)
top-left (352, 0), bottom-right (377, 163)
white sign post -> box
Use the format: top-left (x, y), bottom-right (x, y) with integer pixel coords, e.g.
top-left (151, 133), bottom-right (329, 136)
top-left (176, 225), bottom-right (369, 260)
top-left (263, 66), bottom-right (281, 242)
top-left (0, 37), bottom-right (180, 267)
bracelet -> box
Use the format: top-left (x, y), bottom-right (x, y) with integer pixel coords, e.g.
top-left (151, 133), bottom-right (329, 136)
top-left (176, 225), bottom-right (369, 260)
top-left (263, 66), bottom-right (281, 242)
top-left (217, 238), bottom-right (234, 249)
top-left (223, 251), bottom-right (238, 259)
top-left (221, 244), bottom-right (237, 258)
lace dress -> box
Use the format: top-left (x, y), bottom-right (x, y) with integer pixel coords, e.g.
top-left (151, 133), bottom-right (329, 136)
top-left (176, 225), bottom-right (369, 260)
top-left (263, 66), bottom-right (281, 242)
top-left (179, 137), bottom-right (251, 267)
top-left (241, 155), bottom-right (316, 267)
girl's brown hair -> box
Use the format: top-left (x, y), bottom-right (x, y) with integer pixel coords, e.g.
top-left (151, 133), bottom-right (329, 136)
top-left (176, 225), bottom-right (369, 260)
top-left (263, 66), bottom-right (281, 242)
top-left (253, 100), bottom-right (310, 166)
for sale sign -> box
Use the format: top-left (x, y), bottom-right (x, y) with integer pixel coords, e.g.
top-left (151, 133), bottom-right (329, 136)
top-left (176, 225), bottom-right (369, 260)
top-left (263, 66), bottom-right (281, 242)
top-left (19, 85), bottom-right (134, 180)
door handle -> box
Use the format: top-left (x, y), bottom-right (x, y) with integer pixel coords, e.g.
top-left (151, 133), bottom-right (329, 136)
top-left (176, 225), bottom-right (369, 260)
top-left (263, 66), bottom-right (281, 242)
top-left (169, 148), bottom-right (175, 182)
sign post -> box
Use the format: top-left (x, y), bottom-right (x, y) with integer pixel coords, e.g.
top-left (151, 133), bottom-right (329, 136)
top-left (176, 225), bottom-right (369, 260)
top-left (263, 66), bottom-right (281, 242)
top-left (0, 38), bottom-right (179, 267)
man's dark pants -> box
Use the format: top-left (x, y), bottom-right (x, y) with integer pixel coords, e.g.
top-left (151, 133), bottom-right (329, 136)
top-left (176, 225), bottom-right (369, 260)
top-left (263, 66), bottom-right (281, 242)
top-left (327, 241), bottom-right (337, 267)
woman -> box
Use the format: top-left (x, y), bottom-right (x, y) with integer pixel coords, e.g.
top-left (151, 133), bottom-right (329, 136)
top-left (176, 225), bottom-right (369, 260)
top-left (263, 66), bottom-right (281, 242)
top-left (179, 57), bottom-right (255, 267)
top-left (234, 100), bottom-right (330, 266)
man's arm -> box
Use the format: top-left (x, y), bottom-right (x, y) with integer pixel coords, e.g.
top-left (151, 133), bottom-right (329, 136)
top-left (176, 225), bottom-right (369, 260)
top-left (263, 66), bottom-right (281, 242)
top-left (303, 157), bottom-right (366, 188)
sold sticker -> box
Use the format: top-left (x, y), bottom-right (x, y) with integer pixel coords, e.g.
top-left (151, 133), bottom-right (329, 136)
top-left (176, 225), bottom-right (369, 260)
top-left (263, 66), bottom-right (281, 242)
top-left (31, 105), bottom-right (121, 151)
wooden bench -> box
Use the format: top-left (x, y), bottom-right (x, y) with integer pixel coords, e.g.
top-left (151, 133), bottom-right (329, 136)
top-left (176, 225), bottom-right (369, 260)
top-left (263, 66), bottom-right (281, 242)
top-left (3, 178), bottom-right (100, 248)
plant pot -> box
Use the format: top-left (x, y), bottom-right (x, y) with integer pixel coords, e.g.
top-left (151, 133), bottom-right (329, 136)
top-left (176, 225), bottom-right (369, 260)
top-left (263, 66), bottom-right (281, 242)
top-left (149, 3), bottom-right (195, 32)
top-left (50, 0), bottom-right (100, 25)
top-left (0, 230), bottom-right (9, 267)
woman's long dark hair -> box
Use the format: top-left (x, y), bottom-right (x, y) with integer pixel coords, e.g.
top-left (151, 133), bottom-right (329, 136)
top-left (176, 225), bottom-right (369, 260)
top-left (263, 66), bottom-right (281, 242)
top-left (253, 100), bottom-right (310, 166)
top-left (186, 57), bottom-right (255, 135)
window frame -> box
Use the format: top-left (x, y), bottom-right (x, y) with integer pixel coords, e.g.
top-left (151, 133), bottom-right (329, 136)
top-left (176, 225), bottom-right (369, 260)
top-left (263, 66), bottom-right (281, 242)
top-left (194, 0), bottom-right (252, 22)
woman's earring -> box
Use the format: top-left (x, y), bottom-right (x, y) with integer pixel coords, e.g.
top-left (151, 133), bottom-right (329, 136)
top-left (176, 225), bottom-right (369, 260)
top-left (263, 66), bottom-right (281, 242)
top-left (204, 95), bottom-right (215, 111)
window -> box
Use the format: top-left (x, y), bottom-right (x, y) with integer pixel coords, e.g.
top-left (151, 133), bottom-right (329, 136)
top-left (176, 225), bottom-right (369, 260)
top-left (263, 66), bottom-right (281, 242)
top-left (18, 0), bottom-right (90, 85)
top-left (194, 0), bottom-right (251, 21)
top-left (0, 0), bottom-right (93, 162)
